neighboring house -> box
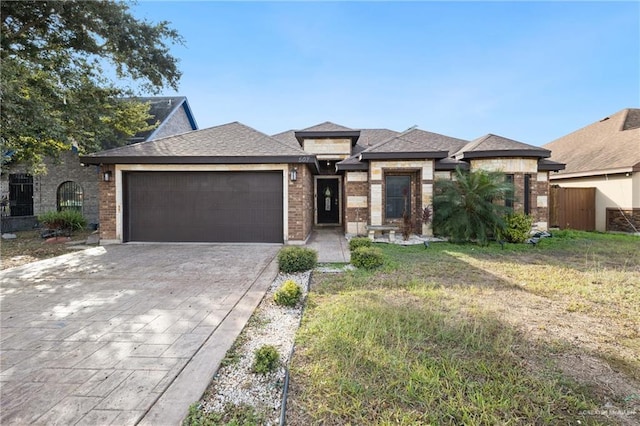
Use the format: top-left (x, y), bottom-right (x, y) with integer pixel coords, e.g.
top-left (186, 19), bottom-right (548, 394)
top-left (543, 108), bottom-right (640, 232)
top-left (0, 96), bottom-right (197, 232)
top-left (79, 121), bottom-right (563, 244)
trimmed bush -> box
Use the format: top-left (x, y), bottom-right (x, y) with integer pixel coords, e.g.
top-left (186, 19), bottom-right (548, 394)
top-left (274, 279), bottom-right (302, 307)
top-left (348, 237), bottom-right (372, 252)
top-left (38, 210), bottom-right (87, 232)
top-left (278, 246), bottom-right (317, 273)
top-left (252, 345), bottom-right (280, 375)
top-left (501, 213), bottom-right (534, 243)
top-left (351, 246), bottom-right (384, 269)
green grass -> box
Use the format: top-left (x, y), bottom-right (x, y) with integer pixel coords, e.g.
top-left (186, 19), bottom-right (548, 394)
top-left (289, 231), bottom-right (639, 425)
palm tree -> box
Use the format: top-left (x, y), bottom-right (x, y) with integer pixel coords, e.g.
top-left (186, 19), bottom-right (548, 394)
top-left (433, 167), bottom-right (513, 245)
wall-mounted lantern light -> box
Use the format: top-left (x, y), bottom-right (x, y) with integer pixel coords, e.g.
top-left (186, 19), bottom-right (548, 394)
top-left (290, 168), bottom-right (297, 182)
top-left (103, 170), bottom-right (112, 182)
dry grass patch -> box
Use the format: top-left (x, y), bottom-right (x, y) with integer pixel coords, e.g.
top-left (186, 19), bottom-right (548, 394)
top-left (287, 231), bottom-right (640, 425)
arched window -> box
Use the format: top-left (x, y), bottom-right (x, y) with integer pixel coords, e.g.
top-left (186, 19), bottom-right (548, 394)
top-left (57, 181), bottom-right (83, 212)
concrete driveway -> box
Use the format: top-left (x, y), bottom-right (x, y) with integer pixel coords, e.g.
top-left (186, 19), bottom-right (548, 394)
top-left (0, 244), bottom-right (279, 425)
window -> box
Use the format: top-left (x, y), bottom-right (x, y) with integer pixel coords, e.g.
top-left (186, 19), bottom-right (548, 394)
top-left (505, 174), bottom-right (514, 210)
top-left (385, 175), bottom-right (411, 219)
top-left (57, 181), bottom-right (83, 213)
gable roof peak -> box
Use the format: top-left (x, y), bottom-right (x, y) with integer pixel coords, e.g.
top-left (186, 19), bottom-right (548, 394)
top-left (301, 121), bottom-right (354, 132)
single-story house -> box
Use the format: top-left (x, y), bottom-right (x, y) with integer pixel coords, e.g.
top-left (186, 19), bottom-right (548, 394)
top-left (543, 108), bottom-right (640, 232)
top-left (80, 121), bottom-right (563, 244)
top-left (1, 96), bottom-right (197, 232)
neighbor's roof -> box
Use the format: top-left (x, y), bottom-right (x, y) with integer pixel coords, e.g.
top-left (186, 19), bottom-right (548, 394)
top-left (454, 134), bottom-right (550, 160)
top-left (127, 96), bottom-right (198, 143)
top-left (80, 122), bottom-right (315, 166)
top-left (543, 108), bottom-right (640, 176)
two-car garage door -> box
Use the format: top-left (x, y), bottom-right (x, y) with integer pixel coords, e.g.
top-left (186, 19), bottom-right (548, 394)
top-left (123, 171), bottom-right (283, 243)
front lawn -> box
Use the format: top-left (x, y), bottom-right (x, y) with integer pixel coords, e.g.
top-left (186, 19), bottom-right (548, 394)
top-left (287, 231), bottom-right (640, 425)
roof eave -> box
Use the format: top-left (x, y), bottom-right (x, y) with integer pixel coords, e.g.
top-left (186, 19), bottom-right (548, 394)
top-left (78, 155), bottom-right (319, 166)
top-left (336, 162), bottom-right (369, 171)
top-left (550, 166), bottom-right (636, 179)
top-left (458, 149), bottom-right (551, 160)
top-left (435, 161), bottom-right (469, 171)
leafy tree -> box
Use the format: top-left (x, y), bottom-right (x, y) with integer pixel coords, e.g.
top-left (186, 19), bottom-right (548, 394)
top-left (433, 167), bottom-right (513, 245)
top-left (1, 0), bottom-right (184, 170)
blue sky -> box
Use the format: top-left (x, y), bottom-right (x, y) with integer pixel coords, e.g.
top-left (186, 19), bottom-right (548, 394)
top-left (131, 1), bottom-right (639, 146)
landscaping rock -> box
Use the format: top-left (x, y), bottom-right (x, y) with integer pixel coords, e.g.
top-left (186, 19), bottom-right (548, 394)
top-left (1, 233), bottom-right (17, 240)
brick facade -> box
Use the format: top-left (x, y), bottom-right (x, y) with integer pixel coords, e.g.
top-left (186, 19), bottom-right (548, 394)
top-left (287, 164), bottom-right (314, 242)
top-left (99, 165), bottom-right (117, 240)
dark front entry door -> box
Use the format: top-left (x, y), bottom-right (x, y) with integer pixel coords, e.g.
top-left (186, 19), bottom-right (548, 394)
top-left (316, 178), bottom-right (339, 224)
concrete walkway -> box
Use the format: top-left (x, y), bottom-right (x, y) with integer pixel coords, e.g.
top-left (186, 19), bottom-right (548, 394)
top-left (0, 244), bottom-right (279, 426)
top-left (306, 228), bottom-right (351, 263)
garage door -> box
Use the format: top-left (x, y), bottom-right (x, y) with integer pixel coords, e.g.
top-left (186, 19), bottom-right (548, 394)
top-left (123, 171), bottom-right (283, 243)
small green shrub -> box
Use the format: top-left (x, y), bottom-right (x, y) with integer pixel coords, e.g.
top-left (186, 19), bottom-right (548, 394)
top-left (38, 210), bottom-right (87, 232)
top-left (274, 279), bottom-right (302, 307)
top-left (278, 246), bottom-right (317, 273)
top-left (252, 345), bottom-right (280, 375)
top-left (501, 213), bottom-right (534, 243)
top-left (348, 237), bottom-right (372, 251)
top-left (351, 246), bottom-right (384, 269)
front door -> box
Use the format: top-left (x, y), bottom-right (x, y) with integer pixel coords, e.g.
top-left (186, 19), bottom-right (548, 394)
top-left (316, 178), bottom-right (340, 224)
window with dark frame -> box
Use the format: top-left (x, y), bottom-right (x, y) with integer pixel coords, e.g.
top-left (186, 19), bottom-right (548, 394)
top-left (505, 174), bottom-right (514, 210)
top-left (385, 175), bottom-right (411, 219)
top-left (57, 181), bottom-right (83, 213)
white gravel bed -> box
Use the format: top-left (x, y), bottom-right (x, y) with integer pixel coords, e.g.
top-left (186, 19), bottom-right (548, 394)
top-left (200, 270), bottom-right (311, 425)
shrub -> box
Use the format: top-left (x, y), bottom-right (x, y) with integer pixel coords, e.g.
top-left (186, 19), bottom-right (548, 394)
top-left (351, 246), bottom-right (384, 269)
top-left (38, 210), bottom-right (87, 232)
top-left (433, 168), bottom-right (512, 245)
top-left (274, 279), bottom-right (302, 307)
top-left (348, 237), bottom-right (372, 251)
top-left (501, 213), bottom-right (534, 243)
top-left (252, 345), bottom-right (280, 375)
top-left (278, 246), bottom-right (317, 273)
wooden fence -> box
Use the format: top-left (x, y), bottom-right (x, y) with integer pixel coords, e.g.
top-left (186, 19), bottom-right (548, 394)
top-left (549, 187), bottom-right (596, 231)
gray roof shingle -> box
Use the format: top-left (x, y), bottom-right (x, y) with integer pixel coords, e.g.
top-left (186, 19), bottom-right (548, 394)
top-left (82, 122), bottom-right (309, 163)
top-left (455, 134), bottom-right (550, 159)
top-left (362, 128), bottom-right (465, 155)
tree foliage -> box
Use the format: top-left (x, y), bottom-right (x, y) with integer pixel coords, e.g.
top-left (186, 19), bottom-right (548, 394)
top-left (433, 167), bottom-right (513, 245)
top-left (1, 0), bottom-right (184, 169)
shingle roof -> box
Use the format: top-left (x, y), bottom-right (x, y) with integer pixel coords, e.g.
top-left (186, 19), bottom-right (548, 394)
top-left (81, 122), bottom-right (310, 165)
top-left (543, 108), bottom-right (640, 175)
top-left (301, 121), bottom-right (355, 132)
top-left (361, 128), bottom-right (461, 157)
top-left (271, 129), bottom-right (300, 148)
top-left (354, 129), bottom-right (399, 154)
top-left (455, 134), bottom-right (550, 159)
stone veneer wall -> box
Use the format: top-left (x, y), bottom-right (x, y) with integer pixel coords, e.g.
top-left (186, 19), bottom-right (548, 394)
top-left (369, 160), bottom-right (434, 236)
top-left (345, 171), bottom-right (369, 235)
top-left (470, 158), bottom-right (549, 230)
top-left (287, 164), bottom-right (313, 242)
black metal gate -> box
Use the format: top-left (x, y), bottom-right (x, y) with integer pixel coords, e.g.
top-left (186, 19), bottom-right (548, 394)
top-left (8, 173), bottom-right (34, 216)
